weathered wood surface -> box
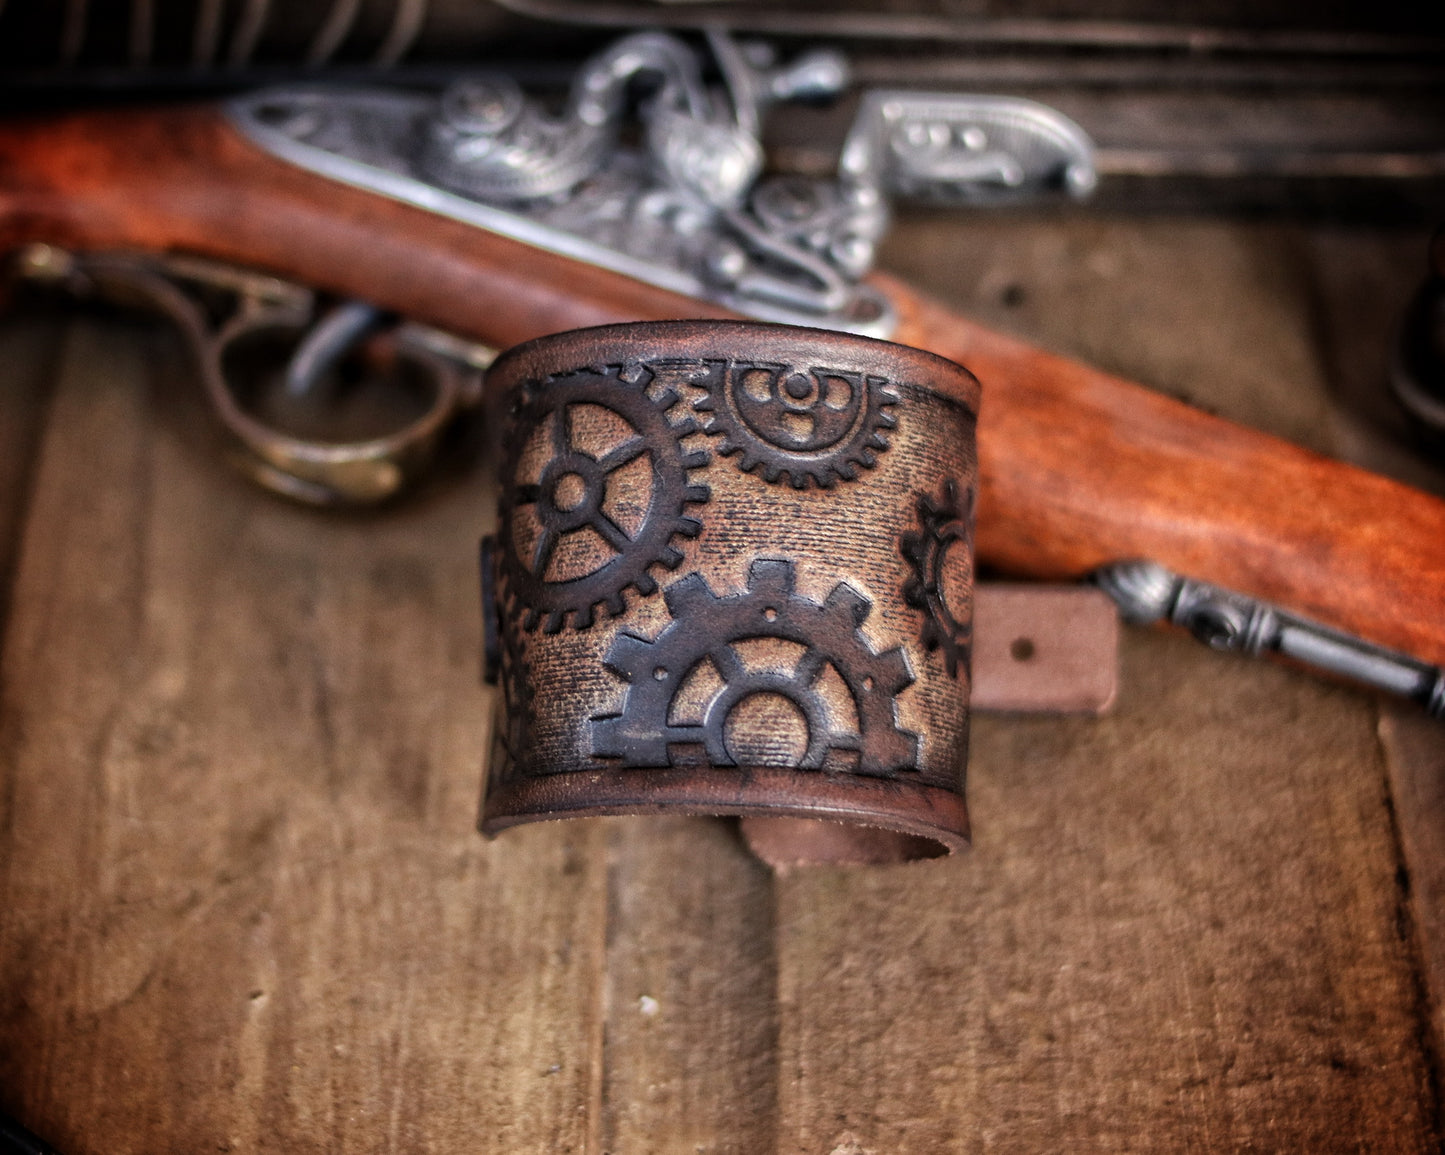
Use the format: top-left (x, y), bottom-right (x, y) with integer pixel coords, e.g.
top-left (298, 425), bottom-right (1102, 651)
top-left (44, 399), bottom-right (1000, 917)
top-left (1302, 226), bottom-right (1445, 1094)
top-left (1380, 708), bottom-right (1445, 1075)
top-left (1, 219), bottom-right (1442, 1153)
top-left (0, 317), bottom-right (611, 1153)
top-left (598, 818), bottom-right (778, 1155)
top-left (770, 218), bottom-right (1437, 1153)
top-left (0, 309), bottom-right (62, 656)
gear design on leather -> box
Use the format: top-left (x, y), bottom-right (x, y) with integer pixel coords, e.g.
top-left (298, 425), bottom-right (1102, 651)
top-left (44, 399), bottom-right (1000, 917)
top-left (498, 363), bottom-right (711, 633)
top-left (901, 478), bottom-right (975, 679)
top-left (592, 558), bottom-right (919, 775)
top-left (481, 537), bottom-right (533, 784)
top-left (692, 360), bottom-right (899, 487)
top-left (487, 622), bottom-right (533, 786)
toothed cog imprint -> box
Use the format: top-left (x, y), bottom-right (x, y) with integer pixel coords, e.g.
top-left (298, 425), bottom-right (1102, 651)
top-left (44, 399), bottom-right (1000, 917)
top-left (692, 359), bottom-right (900, 488)
top-left (902, 478), bottom-right (977, 679)
top-left (481, 321), bottom-right (981, 862)
top-left (496, 362), bottom-right (711, 633)
top-left (592, 559), bottom-right (919, 774)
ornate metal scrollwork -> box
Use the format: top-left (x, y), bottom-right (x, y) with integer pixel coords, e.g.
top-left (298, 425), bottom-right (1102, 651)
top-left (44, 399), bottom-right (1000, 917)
top-left (229, 30), bottom-right (1096, 335)
top-left (1094, 559), bottom-right (1445, 719)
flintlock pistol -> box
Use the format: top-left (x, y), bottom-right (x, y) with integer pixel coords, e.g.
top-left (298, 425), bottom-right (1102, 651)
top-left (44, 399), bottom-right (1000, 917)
top-left (0, 29), bottom-right (1442, 715)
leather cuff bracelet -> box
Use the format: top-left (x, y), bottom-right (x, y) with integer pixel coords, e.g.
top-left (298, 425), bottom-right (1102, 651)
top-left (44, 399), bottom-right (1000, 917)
top-left (479, 320), bottom-right (980, 864)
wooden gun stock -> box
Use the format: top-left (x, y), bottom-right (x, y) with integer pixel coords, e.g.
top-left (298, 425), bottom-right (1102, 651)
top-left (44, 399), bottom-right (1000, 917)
top-left (4, 104), bottom-right (1444, 668)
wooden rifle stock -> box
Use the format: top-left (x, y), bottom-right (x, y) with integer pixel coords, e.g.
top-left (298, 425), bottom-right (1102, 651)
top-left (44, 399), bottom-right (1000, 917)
top-left (3, 104), bottom-right (1444, 668)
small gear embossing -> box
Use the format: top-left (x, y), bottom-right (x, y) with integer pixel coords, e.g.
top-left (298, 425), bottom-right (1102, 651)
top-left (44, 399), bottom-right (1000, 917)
top-left (901, 478), bottom-right (975, 678)
top-left (592, 558), bottom-right (919, 775)
top-left (498, 363), bottom-right (710, 632)
top-left (692, 360), bottom-right (899, 487)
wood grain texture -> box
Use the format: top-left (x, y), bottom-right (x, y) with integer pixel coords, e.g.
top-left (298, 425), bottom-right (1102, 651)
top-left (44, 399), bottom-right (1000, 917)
top-left (771, 217), bottom-right (1439, 1153)
top-left (598, 817), bottom-right (779, 1155)
top-left (1379, 708), bottom-right (1445, 1077)
top-left (0, 310), bottom-right (62, 653)
top-left (1296, 224), bottom-right (1445, 1131)
top-left (1, 206), bottom-right (1441, 1151)
top-left (0, 317), bottom-right (611, 1153)
top-left (775, 635), bottom-right (1434, 1153)
top-left (2, 108), bottom-right (1443, 665)
top-left (0, 107), bottom-right (731, 360)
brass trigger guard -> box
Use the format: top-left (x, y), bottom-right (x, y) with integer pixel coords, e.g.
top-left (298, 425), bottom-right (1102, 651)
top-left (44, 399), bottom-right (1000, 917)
top-left (12, 246), bottom-right (492, 505)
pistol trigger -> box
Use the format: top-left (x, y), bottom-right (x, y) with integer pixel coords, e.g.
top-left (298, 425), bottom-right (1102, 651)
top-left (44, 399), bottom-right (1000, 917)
top-left (203, 301), bottom-right (494, 507)
top-left (10, 246), bottom-right (492, 507)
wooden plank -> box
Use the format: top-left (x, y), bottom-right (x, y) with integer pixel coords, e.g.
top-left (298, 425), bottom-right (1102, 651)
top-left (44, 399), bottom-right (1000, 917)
top-left (1379, 709), bottom-right (1445, 1068)
top-left (1300, 225), bottom-right (1445, 1106)
top-left (0, 308), bottom-right (62, 1149)
top-left (771, 216), bottom-right (1437, 1152)
top-left (776, 634), bottom-right (1432, 1152)
top-left (0, 316), bottom-right (609, 1153)
top-left (0, 310), bottom-right (63, 651)
top-left (597, 817), bottom-right (779, 1155)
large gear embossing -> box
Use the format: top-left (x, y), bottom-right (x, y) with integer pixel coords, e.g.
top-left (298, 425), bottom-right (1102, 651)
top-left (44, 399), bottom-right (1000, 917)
top-left (692, 360), bottom-right (899, 488)
top-left (498, 363), bottom-right (711, 632)
top-left (901, 478), bottom-right (975, 679)
top-left (592, 558), bottom-right (919, 775)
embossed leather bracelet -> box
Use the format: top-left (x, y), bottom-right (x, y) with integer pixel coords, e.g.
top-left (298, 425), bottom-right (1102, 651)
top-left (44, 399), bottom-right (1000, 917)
top-left (480, 320), bottom-right (980, 865)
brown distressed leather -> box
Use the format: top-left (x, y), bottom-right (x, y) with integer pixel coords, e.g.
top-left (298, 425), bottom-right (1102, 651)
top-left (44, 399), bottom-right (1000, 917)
top-left (479, 320), bottom-right (980, 862)
top-left (971, 585), bottom-right (1119, 715)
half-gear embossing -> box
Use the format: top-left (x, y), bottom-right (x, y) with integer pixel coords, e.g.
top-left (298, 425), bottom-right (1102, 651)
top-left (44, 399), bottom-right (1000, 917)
top-left (692, 360), bottom-right (898, 487)
top-left (592, 558), bottom-right (919, 774)
top-left (499, 363), bottom-right (711, 632)
top-left (901, 477), bottom-right (975, 678)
